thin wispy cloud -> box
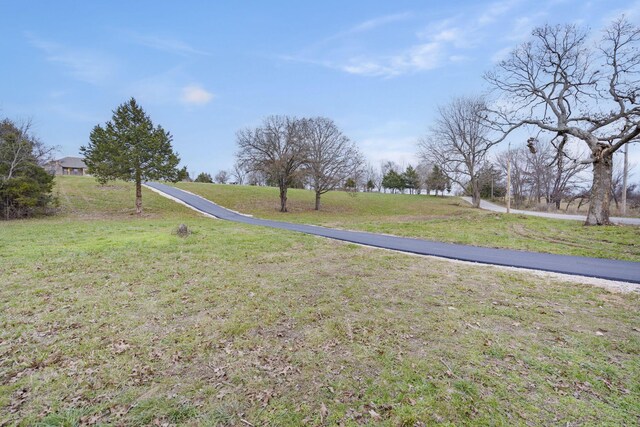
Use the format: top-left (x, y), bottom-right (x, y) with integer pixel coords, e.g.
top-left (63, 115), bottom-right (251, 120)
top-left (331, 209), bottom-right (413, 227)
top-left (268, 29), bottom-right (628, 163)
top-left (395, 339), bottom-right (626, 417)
top-left (418, 19), bottom-right (476, 49)
top-left (181, 85), bottom-right (214, 106)
top-left (477, 0), bottom-right (520, 25)
top-left (340, 42), bottom-right (442, 77)
top-left (303, 11), bottom-right (413, 52)
top-left (26, 33), bottom-right (116, 85)
top-left (282, 0), bottom-right (560, 78)
top-left (282, 11), bottom-right (447, 78)
top-left (349, 12), bottom-right (413, 34)
top-left (123, 31), bottom-right (210, 56)
top-left (283, 3), bottom-right (519, 78)
top-left (325, 12), bottom-right (413, 42)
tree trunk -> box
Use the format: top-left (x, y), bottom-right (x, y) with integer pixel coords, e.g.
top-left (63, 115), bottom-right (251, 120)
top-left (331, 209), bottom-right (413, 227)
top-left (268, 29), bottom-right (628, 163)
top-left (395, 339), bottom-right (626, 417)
top-left (554, 198), bottom-right (561, 210)
top-left (585, 154), bottom-right (612, 226)
top-left (135, 174), bottom-right (143, 215)
top-left (315, 191), bottom-right (321, 210)
top-left (279, 186), bottom-right (288, 212)
top-left (471, 178), bottom-right (481, 208)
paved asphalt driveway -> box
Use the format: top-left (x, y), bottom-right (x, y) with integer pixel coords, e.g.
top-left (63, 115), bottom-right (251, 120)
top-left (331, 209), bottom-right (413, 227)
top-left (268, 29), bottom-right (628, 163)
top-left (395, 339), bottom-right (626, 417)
top-left (461, 197), bottom-right (640, 226)
top-left (145, 182), bottom-right (640, 284)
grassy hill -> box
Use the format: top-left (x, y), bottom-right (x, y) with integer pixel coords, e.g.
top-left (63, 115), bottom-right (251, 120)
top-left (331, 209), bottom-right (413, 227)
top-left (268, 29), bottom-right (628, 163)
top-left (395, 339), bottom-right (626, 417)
top-left (53, 176), bottom-right (200, 220)
top-left (1, 176), bottom-right (639, 425)
top-left (175, 182), bottom-right (640, 261)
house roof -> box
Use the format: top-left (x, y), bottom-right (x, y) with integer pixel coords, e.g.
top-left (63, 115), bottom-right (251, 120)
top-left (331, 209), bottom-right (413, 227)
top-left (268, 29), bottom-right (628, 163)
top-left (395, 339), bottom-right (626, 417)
top-left (56, 157), bottom-right (87, 168)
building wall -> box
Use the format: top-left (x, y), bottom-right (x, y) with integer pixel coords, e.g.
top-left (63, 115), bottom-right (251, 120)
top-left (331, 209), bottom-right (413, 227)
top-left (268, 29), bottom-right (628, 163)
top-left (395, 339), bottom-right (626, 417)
top-left (62, 167), bottom-right (85, 176)
top-left (44, 162), bottom-right (63, 176)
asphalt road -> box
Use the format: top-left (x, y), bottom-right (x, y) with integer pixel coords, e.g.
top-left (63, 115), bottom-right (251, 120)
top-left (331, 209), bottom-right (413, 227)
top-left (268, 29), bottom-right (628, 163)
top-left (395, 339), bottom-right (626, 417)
top-left (145, 182), bottom-right (640, 284)
top-left (461, 197), bottom-right (640, 226)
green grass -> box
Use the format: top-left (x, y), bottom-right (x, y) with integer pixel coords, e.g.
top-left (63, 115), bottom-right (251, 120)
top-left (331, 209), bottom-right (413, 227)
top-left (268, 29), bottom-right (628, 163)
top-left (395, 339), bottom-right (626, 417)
top-left (54, 176), bottom-right (200, 220)
top-left (175, 182), bottom-right (640, 261)
top-left (1, 176), bottom-right (639, 425)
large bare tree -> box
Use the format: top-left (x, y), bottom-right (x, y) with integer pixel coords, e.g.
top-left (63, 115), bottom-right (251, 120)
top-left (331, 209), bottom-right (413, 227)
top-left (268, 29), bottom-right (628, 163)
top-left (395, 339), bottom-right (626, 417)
top-left (236, 115), bottom-right (307, 212)
top-left (485, 17), bottom-right (640, 225)
top-left (304, 117), bottom-right (363, 210)
top-left (418, 96), bottom-right (497, 207)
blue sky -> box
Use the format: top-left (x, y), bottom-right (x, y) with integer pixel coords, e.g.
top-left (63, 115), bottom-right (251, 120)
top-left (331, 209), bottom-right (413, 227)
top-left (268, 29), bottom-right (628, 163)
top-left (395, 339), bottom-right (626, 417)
top-left (1, 0), bottom-right (639, 177)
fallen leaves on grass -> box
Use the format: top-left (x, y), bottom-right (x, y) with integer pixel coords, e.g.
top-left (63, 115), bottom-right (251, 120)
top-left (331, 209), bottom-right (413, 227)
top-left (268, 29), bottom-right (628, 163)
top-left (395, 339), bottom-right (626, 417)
top-left (110, 340), bottom-right (131, 354)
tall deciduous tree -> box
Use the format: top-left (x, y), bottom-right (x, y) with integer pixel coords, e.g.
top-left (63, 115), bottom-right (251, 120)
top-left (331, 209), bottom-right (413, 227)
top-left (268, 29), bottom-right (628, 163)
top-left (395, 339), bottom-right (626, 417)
top-left (81, 98), bottom-right (180, 215)
top-left (418, 96), bottom-right (497, 207)
top-left (236, 115), bottom-right (307, 212)
top-left (485, 18), bottom-right (640, 225)
top-left (304, 117), bottom-right (363, 210)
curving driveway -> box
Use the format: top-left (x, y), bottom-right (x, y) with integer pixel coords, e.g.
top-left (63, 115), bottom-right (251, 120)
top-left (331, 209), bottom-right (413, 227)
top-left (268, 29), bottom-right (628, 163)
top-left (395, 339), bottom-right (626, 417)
top-left (461, 197), bottom-right (640, 226)
top-left (145, 182), bottom-right (640, 284)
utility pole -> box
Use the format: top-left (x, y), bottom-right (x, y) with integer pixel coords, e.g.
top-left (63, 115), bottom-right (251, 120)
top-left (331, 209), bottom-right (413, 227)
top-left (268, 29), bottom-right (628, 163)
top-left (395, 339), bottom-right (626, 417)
top-left (506, 142), bottom-right (511, 214)
top-left (622, 143), bottom-right (628, 215)
top-left (491, 173), bottom-right (494, 199)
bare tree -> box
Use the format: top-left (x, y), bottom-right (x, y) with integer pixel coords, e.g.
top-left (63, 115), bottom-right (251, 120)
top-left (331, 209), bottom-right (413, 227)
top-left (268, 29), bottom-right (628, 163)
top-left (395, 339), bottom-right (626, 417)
top-left (246, 170), bottom-right (266, 186)
top-left (545, 138), bottom-right (590, 209)
top-left (496, 140), bottom-right (588, 209)
top-left (611, 155), bottom-right (637, 210)
top-left (215, 169), bottom-right (230, 184)
top-left (236, 115), bottom-right (307, 212)
top-left (232, 161), bottom-right (245, 185)
top-left (485, 18), bottom-right (640, 225)
top-left (496, 148), bottom-right (529, 208)
top-left (416, 162), bottom-right (432, 194)
top-left (364, 162), bottom-right (380, 192)
top-left (418, 96), bottom-right (497, 207)
top-left (1, 118), bottom-right (55, 181)
top-left (303, 117), bottom-right (363, 209)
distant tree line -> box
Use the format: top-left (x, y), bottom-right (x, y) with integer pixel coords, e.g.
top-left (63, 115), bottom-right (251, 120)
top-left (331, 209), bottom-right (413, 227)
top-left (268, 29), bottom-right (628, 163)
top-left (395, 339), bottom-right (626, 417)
top-left (378, 162), bottom-right (450, 196)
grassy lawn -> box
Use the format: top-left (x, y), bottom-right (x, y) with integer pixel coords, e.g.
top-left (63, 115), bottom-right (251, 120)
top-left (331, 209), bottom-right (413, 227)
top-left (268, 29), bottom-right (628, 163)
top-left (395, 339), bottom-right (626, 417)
top-left (175, 182), bottom-right (640, 262)
top-left (1, 176), bottom-right (639, 425)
